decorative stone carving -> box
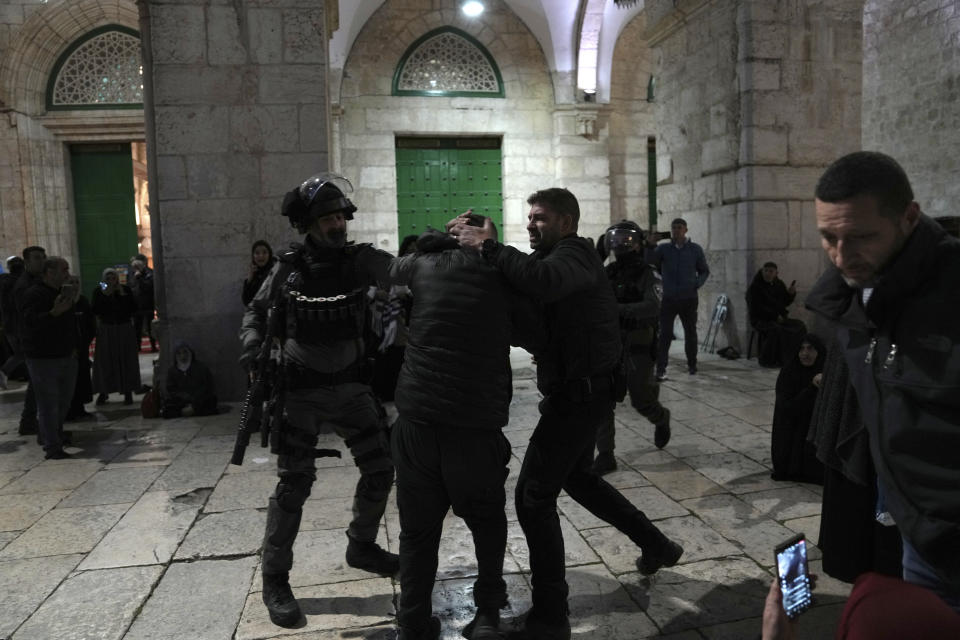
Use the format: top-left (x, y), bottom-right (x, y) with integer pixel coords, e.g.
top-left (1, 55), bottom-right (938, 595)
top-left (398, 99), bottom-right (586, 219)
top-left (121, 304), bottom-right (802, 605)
top-left (51, 30), bottom-right (142, 107)
top-left (396, 30), bottom-right (500, 94)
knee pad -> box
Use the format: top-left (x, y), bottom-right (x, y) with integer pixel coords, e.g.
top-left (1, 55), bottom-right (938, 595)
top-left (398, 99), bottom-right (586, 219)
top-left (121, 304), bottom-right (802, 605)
top-left (274, 474), bottom-right (312, 512)
top-left (358, 468), bottom-right (394, 495)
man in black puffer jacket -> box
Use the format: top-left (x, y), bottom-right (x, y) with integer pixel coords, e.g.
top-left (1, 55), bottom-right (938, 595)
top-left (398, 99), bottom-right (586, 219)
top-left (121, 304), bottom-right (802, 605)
top-left (389, 221), bottom-right (542, 640)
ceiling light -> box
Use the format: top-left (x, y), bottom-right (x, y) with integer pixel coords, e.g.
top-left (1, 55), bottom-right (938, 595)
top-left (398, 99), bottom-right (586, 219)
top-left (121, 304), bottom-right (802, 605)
top-left (462, 1), bottom-right (484, 17)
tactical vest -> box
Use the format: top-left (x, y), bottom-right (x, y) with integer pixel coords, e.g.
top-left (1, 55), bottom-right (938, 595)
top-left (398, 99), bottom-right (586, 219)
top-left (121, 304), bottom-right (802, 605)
top-left (610, 261), bottom-right (647, 331)
top-left (278, 243), bottom-right (367, 344)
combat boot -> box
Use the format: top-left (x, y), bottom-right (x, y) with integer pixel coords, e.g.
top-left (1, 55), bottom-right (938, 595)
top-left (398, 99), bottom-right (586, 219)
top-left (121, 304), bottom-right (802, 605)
top-left (462, 608), bottom-right (502, 639)
top-left (654, 408), bottom-right (671, 450)
top-left (345, 534), bottom-right (400, 576)
top-left (591, 451), bottom-right (617, 475)
top-left (262, 572), bottom-right (302, 628)
top-left (636, 537), bottom-right (684, 575)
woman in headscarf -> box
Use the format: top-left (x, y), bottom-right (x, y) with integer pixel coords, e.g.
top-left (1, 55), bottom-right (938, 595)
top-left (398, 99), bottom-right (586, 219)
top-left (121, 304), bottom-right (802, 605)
top-left (242, 240), bottom-right (276, 307)
top-left (771, 333), bottom-right (826, 483)
top-left (91, 267), bottom-right (141, 405)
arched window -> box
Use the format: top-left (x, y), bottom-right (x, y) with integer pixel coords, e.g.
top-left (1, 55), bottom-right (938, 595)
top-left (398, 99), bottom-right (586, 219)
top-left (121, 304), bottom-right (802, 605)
top-left (46, 25), bottom-right (143, 110)
top-left (392, 27), bottom-right (504, 98)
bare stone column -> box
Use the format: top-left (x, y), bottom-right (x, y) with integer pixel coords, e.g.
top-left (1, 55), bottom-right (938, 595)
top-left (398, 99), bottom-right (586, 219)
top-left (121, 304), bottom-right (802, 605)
top-left (645, 0), bottom-right (863, 350)
top-left (144, 0), bottom-right (330, 400)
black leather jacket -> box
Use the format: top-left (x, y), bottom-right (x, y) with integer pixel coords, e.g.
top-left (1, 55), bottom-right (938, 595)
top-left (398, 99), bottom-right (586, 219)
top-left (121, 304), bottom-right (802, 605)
top-left (806, 214), bottom-right (960, 581)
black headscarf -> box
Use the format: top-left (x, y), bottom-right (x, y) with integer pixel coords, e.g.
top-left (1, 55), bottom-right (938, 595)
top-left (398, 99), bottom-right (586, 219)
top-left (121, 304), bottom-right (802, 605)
top-left (778, 333), bottom-right (826, 389)
top-left (243, 240), bottom-right (277, 307)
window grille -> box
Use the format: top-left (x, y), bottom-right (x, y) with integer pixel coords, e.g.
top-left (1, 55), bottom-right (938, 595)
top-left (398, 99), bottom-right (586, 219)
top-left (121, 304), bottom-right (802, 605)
top-left (48, 27), bottom-right (142, 109)
top-left (393, 28), bottom-right (504, 98)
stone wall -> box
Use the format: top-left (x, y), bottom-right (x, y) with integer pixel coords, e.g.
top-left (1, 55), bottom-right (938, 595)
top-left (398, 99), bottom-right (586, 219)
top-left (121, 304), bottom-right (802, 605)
top-left (733, 0), bottom-right (863, 340)
top-left (336, 0), bottom-right (558, 251)
top-left (608, 12), bottom-right (656, 229)
top-left (146, 0), bottom-right (331, 400)
top-left (863, 0), bottom-right (960, 219)
top-left (645, 0), bottom-right (863, 350)
top-left (645, 0), bottom-right (744, 346)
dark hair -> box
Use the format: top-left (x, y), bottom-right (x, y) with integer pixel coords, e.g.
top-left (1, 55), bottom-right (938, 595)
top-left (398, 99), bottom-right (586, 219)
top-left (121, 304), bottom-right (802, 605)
top-left (763, 261), bottom-right (777, 269)
top-left (815, 151), bottom-right (914, 217)
top-left (22, 246), bottom-right (45, 260)
top-left (251, 240), bottom-right (273, 260)
top-left (670, 217), bottom-right (688, 228)
top-left (527, 188), bottom-right (580, 226)
top-left (398, 234), bottom-right (419, 256)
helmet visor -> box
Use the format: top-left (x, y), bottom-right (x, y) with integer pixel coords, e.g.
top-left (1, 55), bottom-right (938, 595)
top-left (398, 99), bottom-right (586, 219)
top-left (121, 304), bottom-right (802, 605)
top-left (298, 174), bottom-right (356, 220)
top-left (605, 228), bottom-right (641, 254)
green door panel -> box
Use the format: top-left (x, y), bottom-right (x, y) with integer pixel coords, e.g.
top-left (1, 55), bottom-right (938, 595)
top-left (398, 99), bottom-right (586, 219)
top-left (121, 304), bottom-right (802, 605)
top-left (70, 144), bottom-right (138, 296)
top-left (395, 140), bottom-right (502, 244)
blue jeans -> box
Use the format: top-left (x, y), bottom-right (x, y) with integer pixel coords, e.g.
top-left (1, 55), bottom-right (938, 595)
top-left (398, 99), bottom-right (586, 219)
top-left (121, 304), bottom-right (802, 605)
top-left (25, 355), bottom-right (77, 454)
top-left (902, 537), bottom-right (960, 613)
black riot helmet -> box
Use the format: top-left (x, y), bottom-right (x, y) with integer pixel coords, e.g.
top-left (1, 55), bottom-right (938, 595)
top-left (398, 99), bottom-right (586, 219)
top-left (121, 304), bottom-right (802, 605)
top-left (604, 220), bottom-right (645, 257)
top-left (281, 173), bottom-right (358, 233)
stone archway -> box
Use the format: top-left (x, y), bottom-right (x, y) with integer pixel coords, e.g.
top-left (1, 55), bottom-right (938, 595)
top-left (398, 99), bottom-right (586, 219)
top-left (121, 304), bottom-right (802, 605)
top-left (336, 0), bottom-right (556, 249)
top-left (0, 0), bottom-right (140, 115)
top-left (0, 0), bottom-right (142, 261)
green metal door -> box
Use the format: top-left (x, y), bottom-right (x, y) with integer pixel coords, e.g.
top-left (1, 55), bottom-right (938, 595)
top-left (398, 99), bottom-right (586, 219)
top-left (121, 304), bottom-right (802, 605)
top-left (395, 137), bottom-right (502, 244)
top-left (70, 144), bottom-right (138, 296)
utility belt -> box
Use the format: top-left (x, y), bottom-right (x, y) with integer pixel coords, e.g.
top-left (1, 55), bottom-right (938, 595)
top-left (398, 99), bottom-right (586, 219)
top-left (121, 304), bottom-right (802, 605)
top-left (552, 372), bottom-right (619, 404)
top-left (286, 361), bottom-right (363, 390)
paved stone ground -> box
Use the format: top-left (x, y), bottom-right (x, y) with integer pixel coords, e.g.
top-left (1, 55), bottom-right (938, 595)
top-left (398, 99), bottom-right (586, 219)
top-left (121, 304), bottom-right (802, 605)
top-left (0, 349), bottom-right (851, 639)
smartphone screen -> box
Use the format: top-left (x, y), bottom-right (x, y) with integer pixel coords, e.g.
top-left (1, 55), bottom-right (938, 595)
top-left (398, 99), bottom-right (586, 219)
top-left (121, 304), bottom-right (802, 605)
top-left (775, 534), bottom-right (812, 618)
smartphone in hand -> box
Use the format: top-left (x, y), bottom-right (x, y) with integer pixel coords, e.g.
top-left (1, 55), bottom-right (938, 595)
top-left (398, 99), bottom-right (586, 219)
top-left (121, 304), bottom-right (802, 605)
top-left (60, 283), bottom-right (77, 300)
top-left (775, 533), bottom-right (813, 618)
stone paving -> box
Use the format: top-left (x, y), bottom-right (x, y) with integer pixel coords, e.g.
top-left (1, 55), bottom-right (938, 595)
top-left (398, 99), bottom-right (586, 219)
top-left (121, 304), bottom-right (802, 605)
top-left (0, 350), bottom-right (851, 639)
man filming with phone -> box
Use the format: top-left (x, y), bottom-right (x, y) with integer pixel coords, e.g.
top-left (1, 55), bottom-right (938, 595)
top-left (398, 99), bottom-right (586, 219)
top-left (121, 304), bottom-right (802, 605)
top-left (20, 257), bottom-right (77, 459)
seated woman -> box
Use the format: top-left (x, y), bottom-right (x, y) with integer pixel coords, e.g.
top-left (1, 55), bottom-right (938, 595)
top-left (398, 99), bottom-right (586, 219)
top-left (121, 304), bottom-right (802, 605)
top-left (161, 342), bottom-right (218, 418)
top-left (746, 261), bottom-right (807, 367)
top-left (771, 334), bottom-right (826, 483)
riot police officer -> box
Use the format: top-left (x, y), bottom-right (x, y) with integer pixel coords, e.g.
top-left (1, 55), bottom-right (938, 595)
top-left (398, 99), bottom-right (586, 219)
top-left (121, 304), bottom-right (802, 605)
top-left (594, 221), bottom-right (671, 475)
top-left (239, 174), bottom-right (397, 628)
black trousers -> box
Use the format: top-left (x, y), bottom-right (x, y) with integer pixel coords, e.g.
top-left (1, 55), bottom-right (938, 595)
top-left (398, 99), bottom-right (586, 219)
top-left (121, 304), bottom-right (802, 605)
top-left (657, 297), bottom-right (699, 373)
top-left (597, 347), bottom-right (666, 454)
top-left (516, 393), bottom-right (666, 619)
top-left (134, 309), bottom-right (155, 348)
top-left (392, 417), bottom-right (511, 633)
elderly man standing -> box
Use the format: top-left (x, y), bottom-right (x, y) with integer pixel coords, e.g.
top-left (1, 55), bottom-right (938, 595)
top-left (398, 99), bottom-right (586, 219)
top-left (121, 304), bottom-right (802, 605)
top-left (20, 257), bottom-right (76, 459)
top-left (652, 218), bottom-right (709, 380)
top-left (806, 151), bottom-right (960, 612)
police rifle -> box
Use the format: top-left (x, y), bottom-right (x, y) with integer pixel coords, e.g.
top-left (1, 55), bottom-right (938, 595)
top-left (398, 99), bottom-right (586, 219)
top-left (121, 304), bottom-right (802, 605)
top-left (230, 307), bottom-right (281, 466)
